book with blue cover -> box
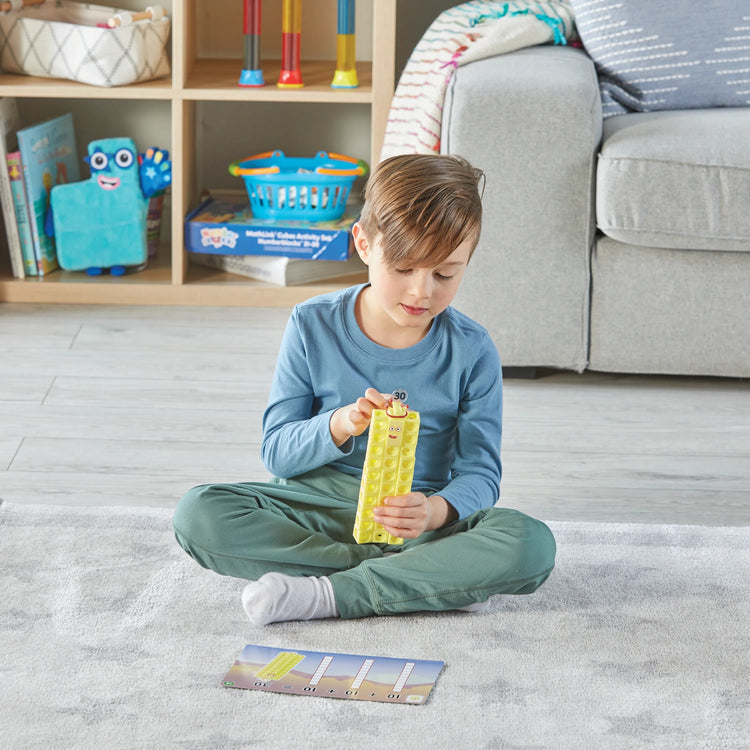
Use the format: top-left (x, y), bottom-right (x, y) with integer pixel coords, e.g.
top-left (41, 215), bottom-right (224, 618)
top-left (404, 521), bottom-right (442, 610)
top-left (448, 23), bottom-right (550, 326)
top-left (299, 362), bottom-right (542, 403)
top-left (16, 112), bottom-right (80, 276)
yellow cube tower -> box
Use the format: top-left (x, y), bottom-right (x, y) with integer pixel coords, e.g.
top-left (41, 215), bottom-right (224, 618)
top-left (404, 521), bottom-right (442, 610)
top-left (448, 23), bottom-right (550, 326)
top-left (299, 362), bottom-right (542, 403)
top-left (353, 400), bottom-right (420, 545)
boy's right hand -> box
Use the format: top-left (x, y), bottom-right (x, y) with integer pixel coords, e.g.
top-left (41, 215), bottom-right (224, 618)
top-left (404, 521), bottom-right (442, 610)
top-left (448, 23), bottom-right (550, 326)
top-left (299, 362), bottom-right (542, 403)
top-left (330, 388), bottom-right (390, 447)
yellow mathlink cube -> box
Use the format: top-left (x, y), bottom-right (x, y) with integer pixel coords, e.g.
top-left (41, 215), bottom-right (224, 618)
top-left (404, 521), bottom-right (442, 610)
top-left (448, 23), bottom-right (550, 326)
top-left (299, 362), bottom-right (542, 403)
top-left (254, 651), bottom-right (304, 681)
top-left (353, 400), bottom-right (420, 545)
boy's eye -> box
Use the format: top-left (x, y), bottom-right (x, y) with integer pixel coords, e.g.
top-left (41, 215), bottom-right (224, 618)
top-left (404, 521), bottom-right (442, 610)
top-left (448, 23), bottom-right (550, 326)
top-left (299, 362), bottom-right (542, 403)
top-left (394, 268), bottom-right (452, 280)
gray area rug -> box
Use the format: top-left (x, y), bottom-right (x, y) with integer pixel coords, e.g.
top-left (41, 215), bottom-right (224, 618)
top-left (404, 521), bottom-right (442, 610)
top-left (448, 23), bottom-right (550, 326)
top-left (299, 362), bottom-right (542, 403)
top-left (1, 501), bottom-right (748, 749)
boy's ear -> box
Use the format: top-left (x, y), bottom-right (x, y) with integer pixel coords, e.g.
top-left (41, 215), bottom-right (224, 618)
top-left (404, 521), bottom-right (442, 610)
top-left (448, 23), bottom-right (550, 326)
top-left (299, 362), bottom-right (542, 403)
top-left (352, 222), bottom-right (370, 264)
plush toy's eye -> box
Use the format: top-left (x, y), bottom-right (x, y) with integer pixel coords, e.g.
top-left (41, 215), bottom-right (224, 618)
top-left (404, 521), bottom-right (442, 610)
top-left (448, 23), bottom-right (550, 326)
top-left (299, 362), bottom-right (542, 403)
top-left (89, 151), bottom-right (108, 170)
top-left (114, 148), bottom-right (135, 168)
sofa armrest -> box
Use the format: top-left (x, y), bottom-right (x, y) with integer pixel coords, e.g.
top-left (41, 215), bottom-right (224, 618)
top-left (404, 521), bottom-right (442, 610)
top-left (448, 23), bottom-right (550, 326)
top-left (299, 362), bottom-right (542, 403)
top-left (443, 45), bottom-right (601, 371)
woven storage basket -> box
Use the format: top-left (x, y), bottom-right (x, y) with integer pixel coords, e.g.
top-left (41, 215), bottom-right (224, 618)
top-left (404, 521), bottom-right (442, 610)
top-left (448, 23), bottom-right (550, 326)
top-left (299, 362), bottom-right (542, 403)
top-left (0, 1), bottom-right (170, 87)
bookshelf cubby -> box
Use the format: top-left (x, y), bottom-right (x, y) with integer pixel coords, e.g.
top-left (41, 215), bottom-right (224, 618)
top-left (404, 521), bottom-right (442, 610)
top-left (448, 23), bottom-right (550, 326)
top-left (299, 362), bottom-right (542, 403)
top-left (0, 0), bottom-right (395, 306)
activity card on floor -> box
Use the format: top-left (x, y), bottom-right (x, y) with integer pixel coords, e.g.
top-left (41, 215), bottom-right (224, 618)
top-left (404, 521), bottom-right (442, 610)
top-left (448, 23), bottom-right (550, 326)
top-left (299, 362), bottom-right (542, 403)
top-left (222, 644), bottom-right (444, 704)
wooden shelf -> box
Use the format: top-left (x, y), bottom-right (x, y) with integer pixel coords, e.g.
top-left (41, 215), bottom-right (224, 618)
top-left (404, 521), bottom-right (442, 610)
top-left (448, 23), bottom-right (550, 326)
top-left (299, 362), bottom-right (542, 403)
top-left (0, 0), bottom-right (395, 307)
top-left (0, 264), bottom-right (368, 307)
top-left (184, 59), bottom-right (373, 102)
top-left (0, 73), bottom-right (175, 100)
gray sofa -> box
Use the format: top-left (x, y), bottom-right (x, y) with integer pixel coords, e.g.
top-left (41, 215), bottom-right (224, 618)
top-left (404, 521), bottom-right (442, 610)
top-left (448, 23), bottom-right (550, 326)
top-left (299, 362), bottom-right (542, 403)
top-left (443, 45), bottom-right (750, 378)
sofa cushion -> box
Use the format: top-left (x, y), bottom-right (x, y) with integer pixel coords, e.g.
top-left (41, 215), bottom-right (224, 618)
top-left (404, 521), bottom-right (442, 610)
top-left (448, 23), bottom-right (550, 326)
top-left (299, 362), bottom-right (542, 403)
top-left (590, 237), bottom-right (750, 377)
top-left (596, 109), bottom-right (750, 252)
top-left (570, 0), bottom-right (750, 117)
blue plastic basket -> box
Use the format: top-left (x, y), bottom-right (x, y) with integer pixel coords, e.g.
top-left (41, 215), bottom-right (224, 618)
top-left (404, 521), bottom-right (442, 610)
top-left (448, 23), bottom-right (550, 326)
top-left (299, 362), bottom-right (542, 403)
top-left (228, 150), bottom-right (367, 221)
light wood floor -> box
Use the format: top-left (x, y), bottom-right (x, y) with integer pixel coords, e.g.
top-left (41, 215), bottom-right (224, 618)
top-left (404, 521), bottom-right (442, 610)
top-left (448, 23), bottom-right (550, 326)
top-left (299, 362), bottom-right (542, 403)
top-left (1, 303), bottom-right (748, 526)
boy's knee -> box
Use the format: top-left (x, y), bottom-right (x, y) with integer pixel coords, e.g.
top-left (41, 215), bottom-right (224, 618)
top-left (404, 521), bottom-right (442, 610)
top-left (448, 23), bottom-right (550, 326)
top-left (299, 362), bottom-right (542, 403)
top-left (482, 508), bottom-right (556, 592)
top-left (172, 483), bottom-right (223, 555)
top-left (514, 513), bottom-right (556, 592)
top-left (526, 514), bottom-right (556, 566)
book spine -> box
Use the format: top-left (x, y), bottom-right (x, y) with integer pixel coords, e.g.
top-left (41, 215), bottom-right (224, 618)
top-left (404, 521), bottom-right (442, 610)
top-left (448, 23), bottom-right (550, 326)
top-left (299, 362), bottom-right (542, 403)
top-left (0, 154), bottom-right (24, 279)
top-left (17, 139), bottom-right (45, 276)
top-left (192, 252), bottom-right (289, 285)
top-left (6, 151), bottom-right (36, 277)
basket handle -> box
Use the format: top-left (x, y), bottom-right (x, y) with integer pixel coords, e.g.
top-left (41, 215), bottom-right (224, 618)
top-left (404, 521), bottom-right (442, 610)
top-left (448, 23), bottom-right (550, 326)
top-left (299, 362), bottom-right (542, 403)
top-left (228, 150), bottom-right (367, 177)
top-left (317, 166), bottom-right (365, 177)
top-left (228, 150), bottom-right (284, 177)
top-left (314, 151), bottom-right (368, 177)
top-left (229, 164), bottom-right (280, 176)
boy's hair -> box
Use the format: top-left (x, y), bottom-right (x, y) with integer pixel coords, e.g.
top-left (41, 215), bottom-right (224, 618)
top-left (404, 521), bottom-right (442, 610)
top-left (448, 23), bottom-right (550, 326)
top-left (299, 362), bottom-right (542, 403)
top-left (358, 154), bottom-right (484, 268)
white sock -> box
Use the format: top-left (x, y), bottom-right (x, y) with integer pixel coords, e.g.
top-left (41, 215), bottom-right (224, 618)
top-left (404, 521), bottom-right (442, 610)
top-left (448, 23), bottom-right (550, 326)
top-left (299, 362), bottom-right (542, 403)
top-left (242, 572), bottom-right (339, 626)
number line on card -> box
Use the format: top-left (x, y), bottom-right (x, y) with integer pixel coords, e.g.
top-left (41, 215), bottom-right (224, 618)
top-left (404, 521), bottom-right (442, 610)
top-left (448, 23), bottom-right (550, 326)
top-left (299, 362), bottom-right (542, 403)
top-left (350, 658), bottom-right (374, 689)
top-left (308, 655), bottom-right (334, 686)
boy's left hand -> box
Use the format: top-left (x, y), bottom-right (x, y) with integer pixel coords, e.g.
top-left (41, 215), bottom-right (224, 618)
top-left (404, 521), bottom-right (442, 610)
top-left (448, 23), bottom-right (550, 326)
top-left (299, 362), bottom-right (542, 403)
top-left (374, 492), bottom-right (454, 539)
top-left (374, 493), bottom-right (430, 538)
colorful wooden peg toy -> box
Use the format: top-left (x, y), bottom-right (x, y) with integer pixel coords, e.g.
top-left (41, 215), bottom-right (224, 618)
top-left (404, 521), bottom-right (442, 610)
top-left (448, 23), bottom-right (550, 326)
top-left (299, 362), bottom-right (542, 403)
top-left (278, 0), bottom-right (303, 88)
top-left (331, 0), bottom-right (358, 88)
top-left (239, 0), bottom-right (264, 86)
top-left (237, 1), bottom-right (361, 91)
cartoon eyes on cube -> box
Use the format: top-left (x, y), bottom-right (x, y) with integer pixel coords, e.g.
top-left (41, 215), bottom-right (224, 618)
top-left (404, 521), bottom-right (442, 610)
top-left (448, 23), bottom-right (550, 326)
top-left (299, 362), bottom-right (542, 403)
top-left (88, 148), bottom-right (135, 171)
top-left (114, 149), bottom-right (135, 168)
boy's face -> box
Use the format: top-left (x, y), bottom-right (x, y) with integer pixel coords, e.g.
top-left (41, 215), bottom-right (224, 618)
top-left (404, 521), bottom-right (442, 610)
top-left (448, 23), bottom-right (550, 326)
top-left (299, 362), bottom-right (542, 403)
top-left (352, 223), bottom-right (474, 345)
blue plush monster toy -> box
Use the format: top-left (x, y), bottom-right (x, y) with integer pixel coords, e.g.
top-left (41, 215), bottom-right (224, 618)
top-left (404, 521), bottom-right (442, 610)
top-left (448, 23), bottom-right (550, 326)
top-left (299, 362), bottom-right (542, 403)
top-left (49, 137), bottom-right (171, 275)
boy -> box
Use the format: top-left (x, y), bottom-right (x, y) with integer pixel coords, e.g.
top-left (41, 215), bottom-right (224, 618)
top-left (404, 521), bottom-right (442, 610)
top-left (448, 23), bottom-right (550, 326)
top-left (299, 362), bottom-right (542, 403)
top-left (173, 154), bottom-right (556, 624)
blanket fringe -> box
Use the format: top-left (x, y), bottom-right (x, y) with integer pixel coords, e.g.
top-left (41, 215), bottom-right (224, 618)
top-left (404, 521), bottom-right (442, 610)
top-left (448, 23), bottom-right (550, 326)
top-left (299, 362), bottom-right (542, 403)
top-left (381, 0), bottom-right (576, 160)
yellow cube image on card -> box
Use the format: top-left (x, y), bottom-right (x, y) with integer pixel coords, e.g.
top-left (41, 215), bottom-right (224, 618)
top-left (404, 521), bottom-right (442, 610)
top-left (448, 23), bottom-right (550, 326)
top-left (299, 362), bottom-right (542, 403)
top-left (353, 400), bottom-right (420, 545)
top-left (254, 651), bottom-right (305, 681)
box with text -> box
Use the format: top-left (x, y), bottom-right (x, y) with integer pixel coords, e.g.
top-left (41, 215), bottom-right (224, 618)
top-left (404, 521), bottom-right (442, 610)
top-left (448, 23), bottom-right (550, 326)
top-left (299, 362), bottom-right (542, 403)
top-left (185, 196), bottom-right (358, 261)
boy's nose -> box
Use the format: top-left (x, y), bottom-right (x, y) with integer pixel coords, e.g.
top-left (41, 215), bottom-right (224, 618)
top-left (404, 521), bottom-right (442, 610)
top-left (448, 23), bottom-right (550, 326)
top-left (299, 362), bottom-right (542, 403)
top-left (409, 271), bottom-right (432, 300)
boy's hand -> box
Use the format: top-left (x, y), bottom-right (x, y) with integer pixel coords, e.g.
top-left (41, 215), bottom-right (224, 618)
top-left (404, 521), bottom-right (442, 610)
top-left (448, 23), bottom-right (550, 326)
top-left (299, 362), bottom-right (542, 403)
top-left (330, 388), bottom-right (390, 447)
top-left (374, 493), bottom-right (457, 539)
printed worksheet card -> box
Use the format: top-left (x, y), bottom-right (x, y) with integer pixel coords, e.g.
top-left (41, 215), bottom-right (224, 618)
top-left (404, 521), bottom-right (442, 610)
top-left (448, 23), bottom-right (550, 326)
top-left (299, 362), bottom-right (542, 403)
top-left (222, 644), bottom-right (444, 704)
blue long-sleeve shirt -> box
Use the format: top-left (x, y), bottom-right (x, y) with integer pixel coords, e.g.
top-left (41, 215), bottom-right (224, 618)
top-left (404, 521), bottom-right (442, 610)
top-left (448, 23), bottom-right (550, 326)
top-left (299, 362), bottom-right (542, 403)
top-left (261, 283), bottom-right (503, 519)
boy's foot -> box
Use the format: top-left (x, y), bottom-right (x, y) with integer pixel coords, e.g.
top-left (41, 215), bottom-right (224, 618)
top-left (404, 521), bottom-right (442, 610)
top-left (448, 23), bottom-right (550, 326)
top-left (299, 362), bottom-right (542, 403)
top-left (242, 572), bottom-right (339, 626)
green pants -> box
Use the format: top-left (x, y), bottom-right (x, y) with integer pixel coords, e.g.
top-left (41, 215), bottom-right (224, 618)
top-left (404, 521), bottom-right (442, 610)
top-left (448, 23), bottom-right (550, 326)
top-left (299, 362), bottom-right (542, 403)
top-left (172, 467), bottom-right (556, 619)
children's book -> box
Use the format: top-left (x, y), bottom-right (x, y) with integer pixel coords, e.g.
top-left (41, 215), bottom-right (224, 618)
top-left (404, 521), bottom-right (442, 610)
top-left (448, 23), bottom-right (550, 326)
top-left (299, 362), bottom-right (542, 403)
top-left (0, 97), bottom-right (24, 278)
top-left (191, 249), bottom-right (365, 286)
top-left (16, 112), bottom-right (80, 276)
top-left (6, 152), bottom-right (36, 277)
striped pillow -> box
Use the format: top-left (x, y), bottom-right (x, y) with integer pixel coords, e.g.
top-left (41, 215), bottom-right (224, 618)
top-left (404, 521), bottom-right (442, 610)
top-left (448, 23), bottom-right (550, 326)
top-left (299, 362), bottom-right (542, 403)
top-left (570, 0), bottom-right (750, 117)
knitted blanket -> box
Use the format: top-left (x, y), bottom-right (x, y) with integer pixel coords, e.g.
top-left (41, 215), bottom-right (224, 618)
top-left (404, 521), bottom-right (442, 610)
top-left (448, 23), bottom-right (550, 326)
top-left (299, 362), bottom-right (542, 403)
top-left (381, 0), bottom-right (576, 160)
